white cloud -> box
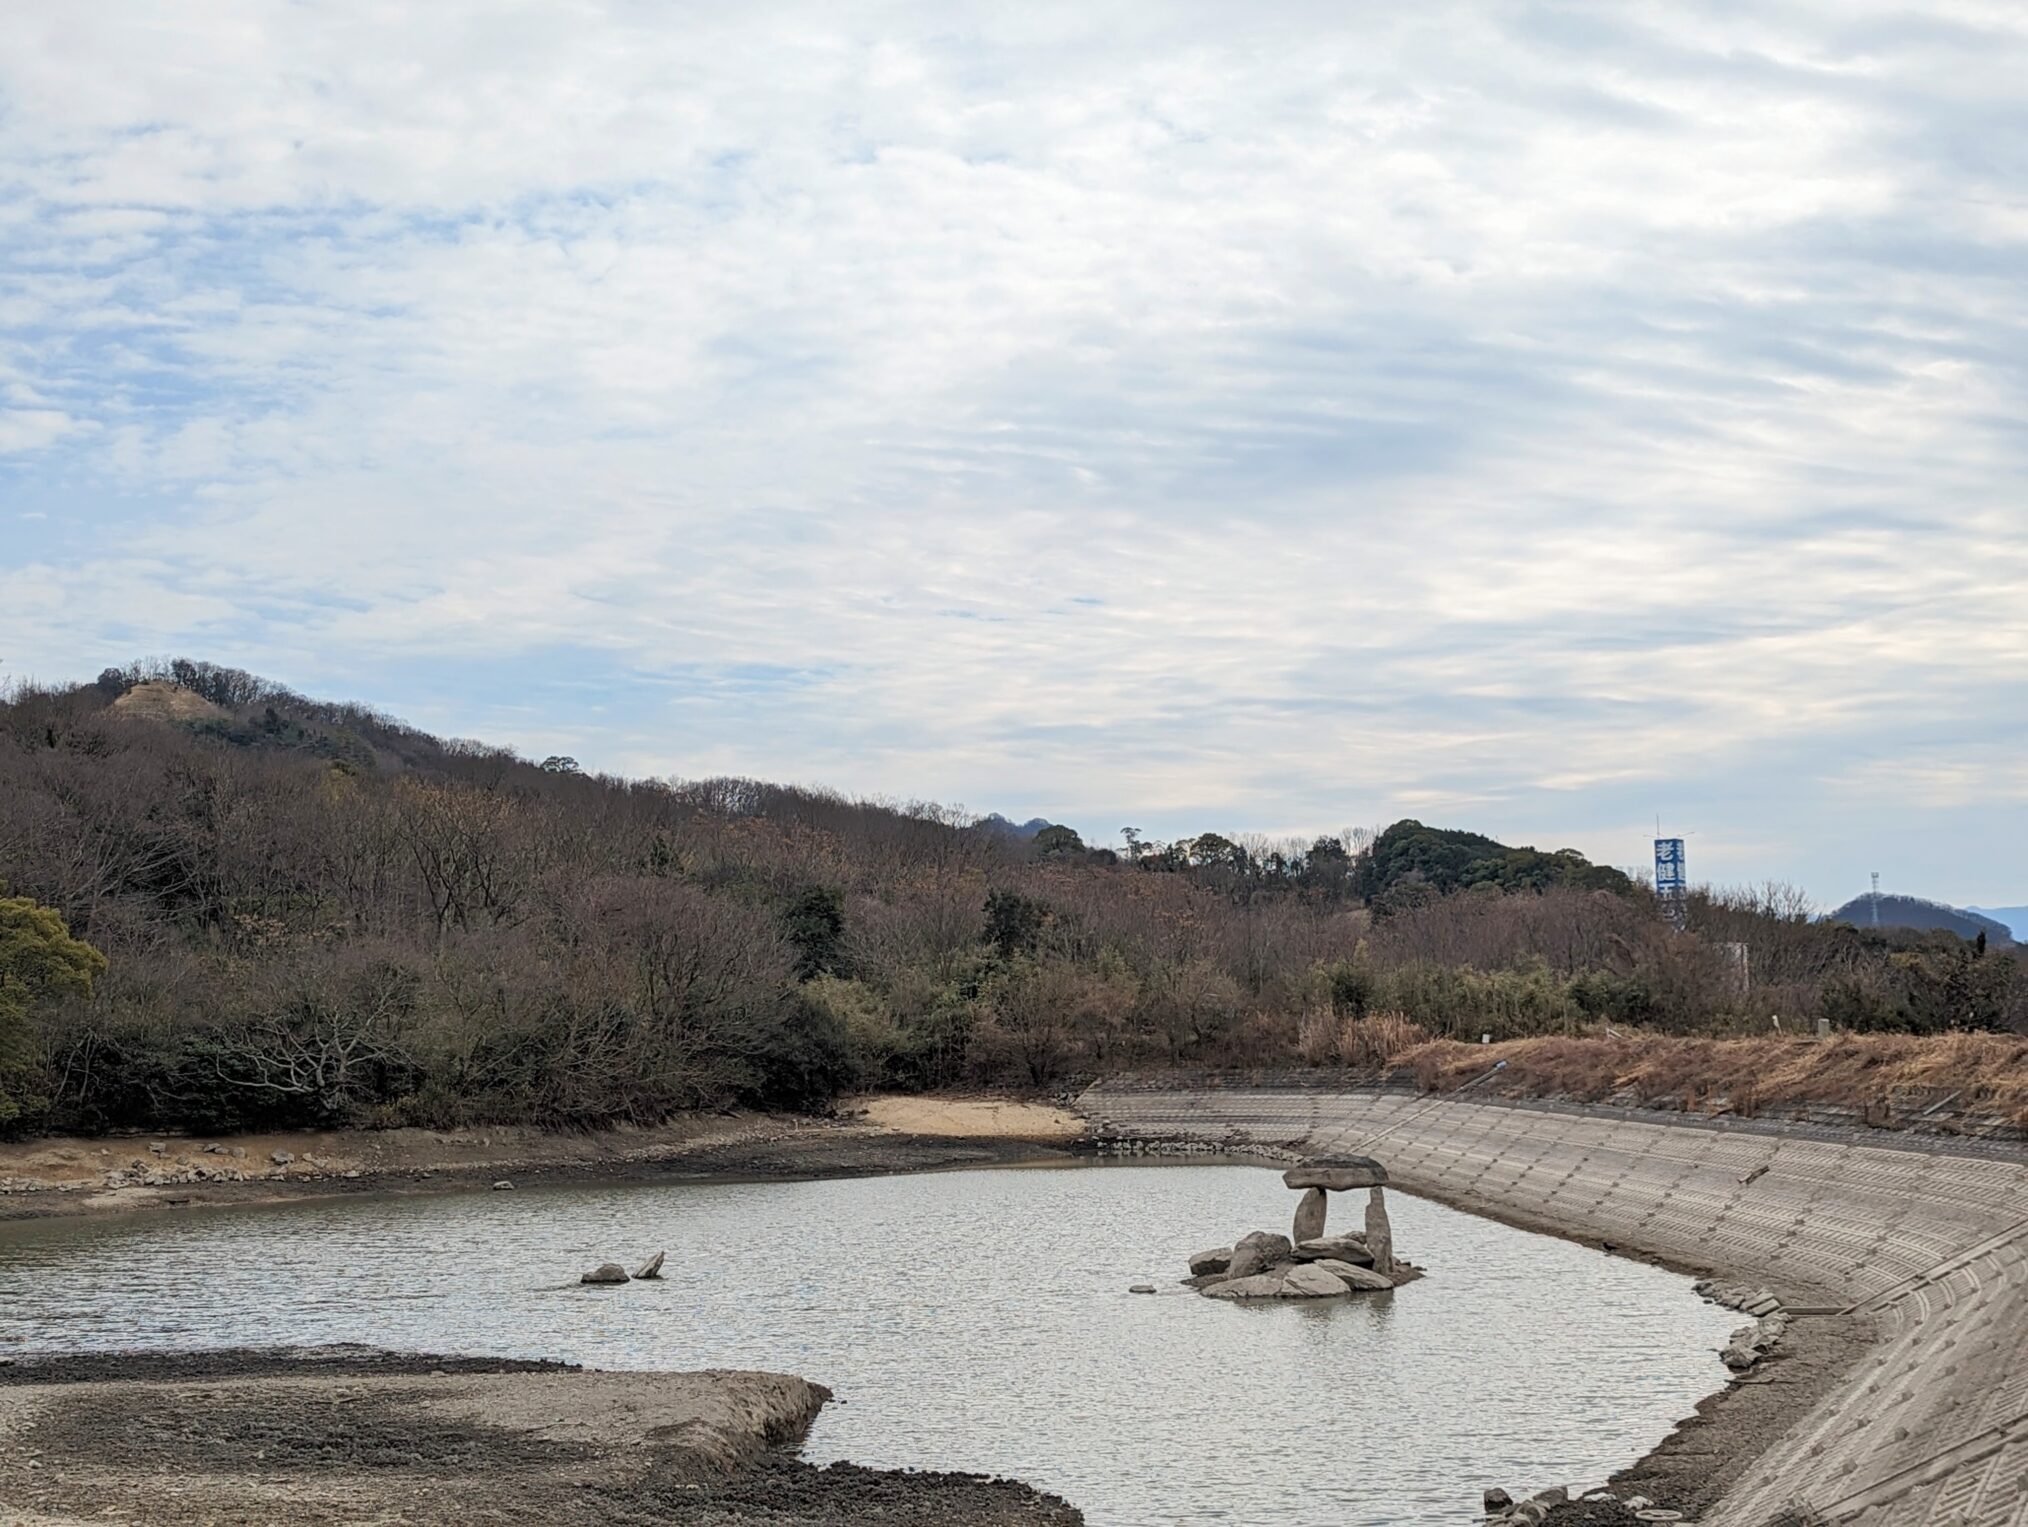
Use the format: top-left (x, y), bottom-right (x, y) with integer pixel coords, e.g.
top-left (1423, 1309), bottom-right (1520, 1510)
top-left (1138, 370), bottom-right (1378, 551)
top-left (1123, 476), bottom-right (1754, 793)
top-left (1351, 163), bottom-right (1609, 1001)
top-left (1, 0), bottom-right (2025, 902)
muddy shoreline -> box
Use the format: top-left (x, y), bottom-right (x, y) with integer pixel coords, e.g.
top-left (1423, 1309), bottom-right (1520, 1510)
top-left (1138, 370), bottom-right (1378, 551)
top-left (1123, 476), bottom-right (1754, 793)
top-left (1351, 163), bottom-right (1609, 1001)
top-left (0, 1107), bottom-right (1083, 1225)
top-left (0, 1098), bottom-right (1870, 1522)
top-left (0, 1346), bottom-right (1084, 1525)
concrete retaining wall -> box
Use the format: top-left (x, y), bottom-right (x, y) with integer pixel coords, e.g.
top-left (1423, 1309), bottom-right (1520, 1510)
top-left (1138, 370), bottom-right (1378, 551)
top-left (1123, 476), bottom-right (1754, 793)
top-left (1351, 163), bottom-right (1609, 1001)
top-left (1079, 1081), bottom-right (2028, 1526)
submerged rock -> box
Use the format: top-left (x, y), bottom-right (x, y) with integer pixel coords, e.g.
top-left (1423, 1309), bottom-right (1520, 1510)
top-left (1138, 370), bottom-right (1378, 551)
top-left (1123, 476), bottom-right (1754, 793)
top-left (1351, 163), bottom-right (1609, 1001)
top-left (581, 1263), bottom-right (630, 1285)
top-left (1202, 1272), bottom-right (1289, 1300)
top-left (1188, 1247), bottom-right (1233, 1277)
top-left (1277, 1263), bottom-right (1351, 1298)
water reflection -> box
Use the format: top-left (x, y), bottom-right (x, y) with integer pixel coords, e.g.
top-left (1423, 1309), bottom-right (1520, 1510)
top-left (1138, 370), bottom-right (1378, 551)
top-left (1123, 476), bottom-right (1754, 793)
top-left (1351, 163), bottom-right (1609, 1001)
top-left (0, 1162), bottom-right (1736, 1525)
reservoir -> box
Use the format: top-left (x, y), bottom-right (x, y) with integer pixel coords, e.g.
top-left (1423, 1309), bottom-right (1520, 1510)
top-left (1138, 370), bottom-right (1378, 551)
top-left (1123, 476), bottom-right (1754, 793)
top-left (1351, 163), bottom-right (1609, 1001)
top-left (0, 1162), bottom-right (1738, 1524)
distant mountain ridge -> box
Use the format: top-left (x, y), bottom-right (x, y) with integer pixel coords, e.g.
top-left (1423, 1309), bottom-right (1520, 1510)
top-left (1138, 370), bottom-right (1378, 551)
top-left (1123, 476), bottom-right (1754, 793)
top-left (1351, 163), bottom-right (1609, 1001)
top-left (1969, 906), bottom-right (2028, 941)
top-left (975, 813), bottom-right (1056, 840)
top-left (1829, 893), bottom-right (2014, 945)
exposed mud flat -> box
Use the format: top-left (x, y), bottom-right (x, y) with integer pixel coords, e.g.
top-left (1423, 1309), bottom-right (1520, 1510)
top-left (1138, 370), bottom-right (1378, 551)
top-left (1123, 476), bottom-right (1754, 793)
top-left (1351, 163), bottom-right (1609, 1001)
top-left (0, 1104), bottom-right (1081, 1224)
top-left (0, 1348), bottom-right (1084, 1526)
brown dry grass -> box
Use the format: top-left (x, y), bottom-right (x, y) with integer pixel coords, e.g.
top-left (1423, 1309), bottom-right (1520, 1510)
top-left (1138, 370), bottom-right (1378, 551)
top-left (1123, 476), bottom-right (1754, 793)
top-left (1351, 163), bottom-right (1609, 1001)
top-left (109, 681), bottom-right (228, 722)
top-left (1299, 1009), bottom-right (1435, 1069)
top-left (1395, 1029), bottom-right (2028, 1126)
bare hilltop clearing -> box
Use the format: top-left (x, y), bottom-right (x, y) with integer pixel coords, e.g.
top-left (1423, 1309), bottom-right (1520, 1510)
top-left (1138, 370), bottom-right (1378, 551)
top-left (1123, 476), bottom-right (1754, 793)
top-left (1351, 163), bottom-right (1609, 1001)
top-left (107, 679), bottom-right (230, 723)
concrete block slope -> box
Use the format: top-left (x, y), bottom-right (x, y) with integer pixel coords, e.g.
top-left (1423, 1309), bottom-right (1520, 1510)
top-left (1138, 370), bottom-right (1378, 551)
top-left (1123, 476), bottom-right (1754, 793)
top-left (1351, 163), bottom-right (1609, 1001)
top-left (1079, 1081), bottom-right (2028, 1526)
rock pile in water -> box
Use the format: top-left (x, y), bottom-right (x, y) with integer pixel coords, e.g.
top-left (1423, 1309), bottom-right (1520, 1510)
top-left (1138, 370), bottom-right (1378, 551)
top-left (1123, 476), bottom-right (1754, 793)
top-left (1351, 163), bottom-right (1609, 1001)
top-left (1186, 1157), bottom-right (1420, 1300)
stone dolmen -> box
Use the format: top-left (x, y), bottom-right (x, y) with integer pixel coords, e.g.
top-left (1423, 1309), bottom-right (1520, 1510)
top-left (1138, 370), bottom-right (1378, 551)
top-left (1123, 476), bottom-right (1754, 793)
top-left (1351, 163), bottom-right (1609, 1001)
top-left (1185, 1155), bottom-right (1420, 1299)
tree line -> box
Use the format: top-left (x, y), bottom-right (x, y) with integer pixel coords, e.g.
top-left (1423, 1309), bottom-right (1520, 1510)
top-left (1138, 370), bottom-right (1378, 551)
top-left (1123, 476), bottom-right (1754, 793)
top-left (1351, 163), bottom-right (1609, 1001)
top-left (1, 663), bottom-right (2020, 1135)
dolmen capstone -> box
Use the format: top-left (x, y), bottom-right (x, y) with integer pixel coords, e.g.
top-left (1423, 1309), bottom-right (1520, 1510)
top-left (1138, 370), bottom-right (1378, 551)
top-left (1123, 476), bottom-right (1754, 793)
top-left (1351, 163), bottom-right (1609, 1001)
top-left (1281, 1154), bottom-right (1387, 1192)
top-left (1184, 1155), bottom-right (1417, 1300)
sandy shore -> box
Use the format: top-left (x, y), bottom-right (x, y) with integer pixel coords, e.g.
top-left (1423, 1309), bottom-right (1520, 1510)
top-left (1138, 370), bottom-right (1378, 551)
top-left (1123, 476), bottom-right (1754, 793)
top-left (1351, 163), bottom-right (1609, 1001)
top-left (0, 1096), bottom-right (1086, 1224)
top-left (0, 1348), bottom-right (1083, 1526)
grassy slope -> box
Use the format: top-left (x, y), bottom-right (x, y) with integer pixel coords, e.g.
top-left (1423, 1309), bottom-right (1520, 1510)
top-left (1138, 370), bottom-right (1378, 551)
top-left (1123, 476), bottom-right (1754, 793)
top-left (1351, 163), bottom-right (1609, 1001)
top-left (1394, 1030), bottom-right (2028, 1128)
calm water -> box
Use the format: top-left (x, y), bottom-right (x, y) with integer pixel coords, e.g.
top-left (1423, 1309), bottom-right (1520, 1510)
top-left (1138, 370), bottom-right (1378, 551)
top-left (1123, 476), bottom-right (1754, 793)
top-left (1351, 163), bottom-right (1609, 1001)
top-left (0, 1163), bottom-right (1736, 1524)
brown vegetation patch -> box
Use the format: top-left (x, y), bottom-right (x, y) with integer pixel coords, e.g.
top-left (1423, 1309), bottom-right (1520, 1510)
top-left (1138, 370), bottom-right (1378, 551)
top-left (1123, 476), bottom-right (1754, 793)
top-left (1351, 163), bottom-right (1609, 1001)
top-left (108, 680), bottom-right (228, 722)
top-left (1397, 1030), bottom-right (2028, 1126)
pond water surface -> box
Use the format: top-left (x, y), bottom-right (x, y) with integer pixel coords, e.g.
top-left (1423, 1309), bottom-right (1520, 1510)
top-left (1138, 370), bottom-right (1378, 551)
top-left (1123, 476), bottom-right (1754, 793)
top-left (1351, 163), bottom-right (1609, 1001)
top-left (0, 1162), bottom-right (1737, 1524)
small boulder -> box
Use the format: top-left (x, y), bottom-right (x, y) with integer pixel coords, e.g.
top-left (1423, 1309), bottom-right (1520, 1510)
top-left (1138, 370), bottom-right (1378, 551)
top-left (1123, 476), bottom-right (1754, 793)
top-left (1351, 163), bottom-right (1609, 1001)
top-left (581, 1263), bottom-right (630, 1285)
top-left (1277, 1263), bottom-right (1351, 1298)
top-left (271, 1152), bottom-right (294, 1166)
top-left (1129, 1284), bottom-right (1156, 1294)
top-left (1314, 1258), bottom-right (1395, 1291)
top-left (1485, 1487), bottom-right (1514, 1513)
top-left (633, 1252), bottom-right (665, 1280)
top-left (1226, 1231), bottom-right (1294, 1280)
top-left (1188, 1247), bottom-right (1233, 1277)
top-left (492, 1180), bottom-right (514, 1191)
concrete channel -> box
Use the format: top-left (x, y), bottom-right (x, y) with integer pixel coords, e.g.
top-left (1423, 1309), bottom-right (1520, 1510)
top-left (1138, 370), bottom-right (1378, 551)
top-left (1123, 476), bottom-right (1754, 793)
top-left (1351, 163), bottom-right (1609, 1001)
top-left (1077, 1079), bottom-right (2028, 1526)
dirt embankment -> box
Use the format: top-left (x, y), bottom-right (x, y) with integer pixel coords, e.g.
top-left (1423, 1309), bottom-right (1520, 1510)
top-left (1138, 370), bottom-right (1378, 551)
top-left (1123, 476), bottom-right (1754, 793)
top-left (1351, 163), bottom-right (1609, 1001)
top-left (0, 1349), bottom-right (1083, 1526)
top-left (1395, 1030), bottom-right (2028, 1136)
top-left (0, 1097), bottom-right (1087, 1223)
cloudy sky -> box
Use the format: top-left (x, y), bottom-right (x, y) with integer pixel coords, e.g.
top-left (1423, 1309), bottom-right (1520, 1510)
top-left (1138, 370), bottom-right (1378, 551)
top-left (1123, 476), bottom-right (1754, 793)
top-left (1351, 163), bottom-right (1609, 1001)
top-left (3, 2), bottom-right (2025, 906)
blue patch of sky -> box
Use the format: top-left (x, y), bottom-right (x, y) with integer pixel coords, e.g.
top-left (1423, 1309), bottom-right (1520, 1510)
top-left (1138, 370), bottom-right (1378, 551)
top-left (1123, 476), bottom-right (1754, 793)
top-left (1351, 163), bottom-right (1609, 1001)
top-left (0, 471), bottom-right (198, 556)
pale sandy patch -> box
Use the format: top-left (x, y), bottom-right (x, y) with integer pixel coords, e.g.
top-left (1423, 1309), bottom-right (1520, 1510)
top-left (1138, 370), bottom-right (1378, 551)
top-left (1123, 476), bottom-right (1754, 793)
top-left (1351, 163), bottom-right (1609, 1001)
top-left (853, 1095), bottom-right (1087, 1141)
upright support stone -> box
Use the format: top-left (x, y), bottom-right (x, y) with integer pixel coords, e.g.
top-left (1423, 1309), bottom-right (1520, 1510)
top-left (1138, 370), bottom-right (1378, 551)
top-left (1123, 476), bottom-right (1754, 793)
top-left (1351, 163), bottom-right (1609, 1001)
top-left (1364, 1186), bottom-right (1394, 1275)
top-left (1292, 1186), bottom-right (1327, 1244)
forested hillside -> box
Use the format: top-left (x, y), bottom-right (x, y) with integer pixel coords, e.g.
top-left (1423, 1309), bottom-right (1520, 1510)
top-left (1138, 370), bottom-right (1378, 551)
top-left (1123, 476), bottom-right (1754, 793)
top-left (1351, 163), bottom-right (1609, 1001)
top-left (1, 661), bottom-right (2021, 1137)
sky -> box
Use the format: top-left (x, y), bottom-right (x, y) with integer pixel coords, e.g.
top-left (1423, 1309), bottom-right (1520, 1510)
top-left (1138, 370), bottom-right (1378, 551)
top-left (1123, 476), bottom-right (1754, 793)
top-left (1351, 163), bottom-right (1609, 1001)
top-left (2, 1), bottom-right (2025, 908)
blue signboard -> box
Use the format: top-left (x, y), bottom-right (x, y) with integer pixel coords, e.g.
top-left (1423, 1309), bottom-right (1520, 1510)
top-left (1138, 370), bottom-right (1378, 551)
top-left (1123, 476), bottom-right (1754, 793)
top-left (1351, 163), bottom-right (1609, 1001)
top-left (1654, 837), bottom-right (1686, 898)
